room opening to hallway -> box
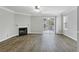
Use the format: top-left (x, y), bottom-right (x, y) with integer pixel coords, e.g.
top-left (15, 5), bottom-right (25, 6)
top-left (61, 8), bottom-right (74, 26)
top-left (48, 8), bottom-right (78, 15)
top-left (43, 17), bottom-right (56, 34)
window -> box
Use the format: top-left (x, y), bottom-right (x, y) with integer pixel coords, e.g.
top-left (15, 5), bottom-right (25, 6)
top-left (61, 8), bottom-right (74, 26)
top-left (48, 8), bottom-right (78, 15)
top-left (63, 16), bottom-right (68, 30)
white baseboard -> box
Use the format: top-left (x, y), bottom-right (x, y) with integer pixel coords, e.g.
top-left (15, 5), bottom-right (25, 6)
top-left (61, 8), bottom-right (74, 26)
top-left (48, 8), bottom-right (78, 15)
top-left (63, 33), bottom-right (77, 41)
top-left (0, 34), bottom-right (18, 42)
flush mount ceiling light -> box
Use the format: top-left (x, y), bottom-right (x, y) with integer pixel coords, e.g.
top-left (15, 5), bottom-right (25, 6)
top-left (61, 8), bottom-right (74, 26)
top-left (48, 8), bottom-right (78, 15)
top-left (35, 6), bottom-right (40, 9)
top-left (34, 6), bottom-right (40, 12)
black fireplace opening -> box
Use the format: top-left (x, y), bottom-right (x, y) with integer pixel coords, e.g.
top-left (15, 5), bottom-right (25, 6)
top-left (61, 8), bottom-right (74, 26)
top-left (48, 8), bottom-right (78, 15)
top-left (19, 27), bottom-right (27, 36)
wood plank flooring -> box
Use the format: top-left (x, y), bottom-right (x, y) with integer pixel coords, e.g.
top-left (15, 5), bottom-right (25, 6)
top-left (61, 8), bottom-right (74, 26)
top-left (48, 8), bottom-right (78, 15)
top-left (0, 31), bottom-right (77, 52)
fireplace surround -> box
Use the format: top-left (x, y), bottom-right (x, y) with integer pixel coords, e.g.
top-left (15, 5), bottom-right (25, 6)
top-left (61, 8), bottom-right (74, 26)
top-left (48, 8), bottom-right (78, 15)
top-left (19, 27), bottom-right (27, 36)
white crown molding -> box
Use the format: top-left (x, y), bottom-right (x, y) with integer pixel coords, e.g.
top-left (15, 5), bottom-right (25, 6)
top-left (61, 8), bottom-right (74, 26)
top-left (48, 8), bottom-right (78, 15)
top-left (0, 6), bottom-right (31, 16)
top-left (0, 6), bottom-right (15, 13)
top-left (62, 6), bottom-right (77, 15)
top-left (15, 12), bottom-right (31, 16)
top-left (0, 7), bottom-right (57, 16)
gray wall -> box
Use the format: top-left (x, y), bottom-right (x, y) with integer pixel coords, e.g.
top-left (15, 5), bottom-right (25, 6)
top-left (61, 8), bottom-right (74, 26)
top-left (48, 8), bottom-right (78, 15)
top-left (63, 8), bottom-right (77, 41)
top-left (0, 8), bottom-right (16, 42)
top-left (31, 16), bottom-right (44, 34)
top-left (77, 6), bottom-right (79, 51)
top-left (56, 15), bottom-right (63, 34)
top-left (77, 7), bottom-right (79, 32)
top-left (15, 14), bottom-right (31, 35)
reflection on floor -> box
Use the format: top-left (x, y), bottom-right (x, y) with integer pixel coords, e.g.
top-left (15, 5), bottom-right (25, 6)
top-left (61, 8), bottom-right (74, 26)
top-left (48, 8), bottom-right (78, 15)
top-left (0, 30), bottom-right (77, 52)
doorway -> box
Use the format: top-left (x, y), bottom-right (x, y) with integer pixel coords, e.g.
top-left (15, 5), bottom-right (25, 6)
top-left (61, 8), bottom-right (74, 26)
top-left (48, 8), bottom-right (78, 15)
top-left (43, 17), bottom-right (56, 34)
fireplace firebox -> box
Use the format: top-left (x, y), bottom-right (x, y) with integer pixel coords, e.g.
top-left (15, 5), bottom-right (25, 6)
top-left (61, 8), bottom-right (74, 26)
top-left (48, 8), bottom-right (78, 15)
top-left (19, 27), bottom-right (27, 36)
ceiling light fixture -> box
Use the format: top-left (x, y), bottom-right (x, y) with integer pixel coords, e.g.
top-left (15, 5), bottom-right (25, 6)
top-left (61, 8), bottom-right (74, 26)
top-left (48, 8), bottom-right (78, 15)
top-left (34, 6), bottom-right (40, 12)
top-left (35, 6), bottom-right (40, 9)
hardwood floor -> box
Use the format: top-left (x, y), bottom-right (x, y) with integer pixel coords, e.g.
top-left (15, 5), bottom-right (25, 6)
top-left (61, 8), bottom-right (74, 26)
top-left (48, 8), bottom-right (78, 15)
top-left (0, 31), bottom-right (77, 52)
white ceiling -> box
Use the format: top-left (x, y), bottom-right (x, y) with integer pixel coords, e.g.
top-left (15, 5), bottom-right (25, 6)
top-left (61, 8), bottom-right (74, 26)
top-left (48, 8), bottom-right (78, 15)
top-left (4, 6), bottom-right (76, 16)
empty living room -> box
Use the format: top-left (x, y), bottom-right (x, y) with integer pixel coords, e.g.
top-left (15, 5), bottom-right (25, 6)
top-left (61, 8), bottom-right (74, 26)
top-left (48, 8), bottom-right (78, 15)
top-left (0, 6), bottom-right (77, 52)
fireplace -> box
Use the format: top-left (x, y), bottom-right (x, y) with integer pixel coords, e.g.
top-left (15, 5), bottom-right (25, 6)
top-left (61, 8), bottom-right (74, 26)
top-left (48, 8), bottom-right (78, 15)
top-left (19, 27), bottom-right (27, 36)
